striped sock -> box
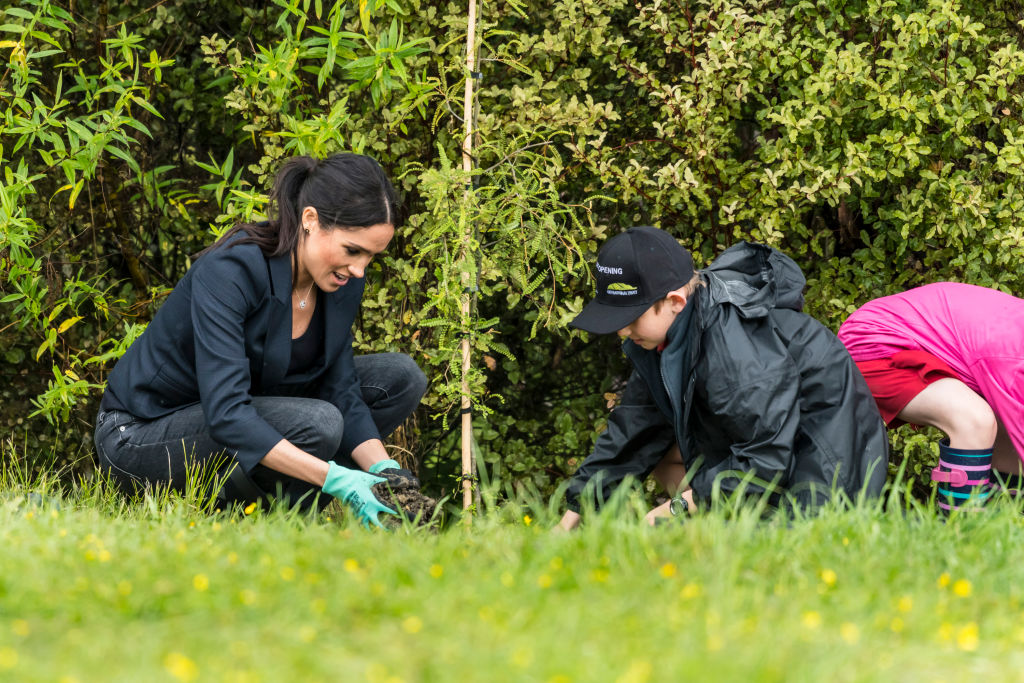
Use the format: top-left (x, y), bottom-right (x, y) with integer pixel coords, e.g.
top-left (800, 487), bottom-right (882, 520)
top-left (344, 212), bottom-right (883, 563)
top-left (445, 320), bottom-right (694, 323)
top-left (931, 439), bottom-right (992, 512)
top-left (990, 471), bottom-right (1024, 498)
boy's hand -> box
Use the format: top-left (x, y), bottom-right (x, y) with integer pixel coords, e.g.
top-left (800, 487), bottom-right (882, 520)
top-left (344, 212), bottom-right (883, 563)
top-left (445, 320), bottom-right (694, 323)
top-left (645, 490), bottom-right (694, 526)
top-left (644, 500), bottom-right (673, 526)
top-left (553, 510), bottom-right (581, 533)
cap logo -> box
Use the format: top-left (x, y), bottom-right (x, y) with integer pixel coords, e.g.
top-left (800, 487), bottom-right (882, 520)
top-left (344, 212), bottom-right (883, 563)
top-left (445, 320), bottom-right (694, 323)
top-left (596, 263), bottom-right (623, 275)
top-left (606, 282), bottom-right (638, 295)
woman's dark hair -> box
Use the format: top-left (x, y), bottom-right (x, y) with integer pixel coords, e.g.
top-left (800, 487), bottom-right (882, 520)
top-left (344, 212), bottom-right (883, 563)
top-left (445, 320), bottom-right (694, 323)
top-left (202, 153), bottom-right (402, 261)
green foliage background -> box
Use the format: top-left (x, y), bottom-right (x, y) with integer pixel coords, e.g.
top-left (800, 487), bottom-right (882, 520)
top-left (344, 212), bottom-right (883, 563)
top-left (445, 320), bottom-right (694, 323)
top-left (2, 0), bottom-right (1023, 499)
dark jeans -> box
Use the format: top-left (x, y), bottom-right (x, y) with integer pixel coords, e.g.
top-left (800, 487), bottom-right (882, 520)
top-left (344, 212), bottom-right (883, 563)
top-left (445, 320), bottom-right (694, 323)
top-left (93, 353), bottom-right (427, 510)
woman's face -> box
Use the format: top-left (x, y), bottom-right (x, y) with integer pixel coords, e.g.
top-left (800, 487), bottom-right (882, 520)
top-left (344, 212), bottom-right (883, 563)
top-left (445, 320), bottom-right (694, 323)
top-left (297, 207), bottom-right (394, 291)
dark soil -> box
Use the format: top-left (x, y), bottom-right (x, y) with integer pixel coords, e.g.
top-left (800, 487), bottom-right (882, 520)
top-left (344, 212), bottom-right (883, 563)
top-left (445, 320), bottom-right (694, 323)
top-left (372, 471), bottom-right (438, 528)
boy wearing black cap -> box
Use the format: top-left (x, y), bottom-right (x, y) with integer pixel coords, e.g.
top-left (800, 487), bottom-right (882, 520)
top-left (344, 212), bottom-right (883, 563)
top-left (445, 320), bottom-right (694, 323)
top-left (558, 227), bottom-right (888, 529)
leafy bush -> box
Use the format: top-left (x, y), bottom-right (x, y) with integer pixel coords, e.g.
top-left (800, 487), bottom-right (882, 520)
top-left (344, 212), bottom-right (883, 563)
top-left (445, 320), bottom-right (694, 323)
top-left (3, 0), bottom-right (1022, 499)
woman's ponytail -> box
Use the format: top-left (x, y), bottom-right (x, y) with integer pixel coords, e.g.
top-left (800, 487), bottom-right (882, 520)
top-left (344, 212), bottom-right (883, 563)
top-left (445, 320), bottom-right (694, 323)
top-left (198, 153), bottom-right (400, 264)
top-left (269, 155), bottom-right (318, 257)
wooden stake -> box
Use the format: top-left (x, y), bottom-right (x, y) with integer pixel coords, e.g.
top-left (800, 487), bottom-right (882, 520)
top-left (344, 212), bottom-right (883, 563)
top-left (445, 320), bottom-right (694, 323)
top-left (460, 0), bottom-right (479, 515)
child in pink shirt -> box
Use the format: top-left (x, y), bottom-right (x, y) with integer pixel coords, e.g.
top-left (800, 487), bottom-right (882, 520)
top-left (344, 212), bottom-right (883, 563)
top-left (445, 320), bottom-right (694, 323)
top-left (839, 282), bottom-right (1024, 511)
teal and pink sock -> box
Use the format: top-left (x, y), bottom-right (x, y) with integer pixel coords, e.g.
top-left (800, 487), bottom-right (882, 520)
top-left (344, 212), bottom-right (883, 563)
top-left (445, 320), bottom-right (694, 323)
top-left (931, 439), bottom-right (992, 512)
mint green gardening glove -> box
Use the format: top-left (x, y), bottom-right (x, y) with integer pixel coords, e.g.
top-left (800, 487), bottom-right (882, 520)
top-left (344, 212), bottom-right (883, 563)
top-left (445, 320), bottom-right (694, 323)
top-left (322, 461), bottom-right (397, 528)
top-left (369, 459), bottom-right (421, 489)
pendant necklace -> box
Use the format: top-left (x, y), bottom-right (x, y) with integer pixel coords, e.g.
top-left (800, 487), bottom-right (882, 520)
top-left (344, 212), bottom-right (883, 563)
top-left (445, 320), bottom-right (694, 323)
top-left (296, 281), bottom-right (315, 309)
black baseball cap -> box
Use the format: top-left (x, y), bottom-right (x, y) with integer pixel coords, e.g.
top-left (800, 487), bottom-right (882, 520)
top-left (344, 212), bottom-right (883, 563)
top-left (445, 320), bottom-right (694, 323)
top-left (570, 226), bottom-right (695, 335)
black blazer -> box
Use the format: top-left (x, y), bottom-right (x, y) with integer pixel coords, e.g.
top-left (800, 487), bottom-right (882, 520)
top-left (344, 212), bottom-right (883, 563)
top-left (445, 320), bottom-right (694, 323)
top-left (103, 236), bottom-right (378, 472)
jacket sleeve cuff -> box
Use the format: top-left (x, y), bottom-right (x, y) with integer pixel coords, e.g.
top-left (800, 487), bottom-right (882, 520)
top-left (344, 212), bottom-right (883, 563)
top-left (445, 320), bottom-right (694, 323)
top-left (216, 419), bottom-right (285, 474)
top-left (337, 409), bottom-right (382, 459)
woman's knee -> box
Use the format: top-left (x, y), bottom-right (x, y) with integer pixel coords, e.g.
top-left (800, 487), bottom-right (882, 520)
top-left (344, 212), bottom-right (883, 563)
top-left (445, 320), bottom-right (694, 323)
top-left (361, 352), bottom-right (428, 402)
top-left (395, 353), bottom-right (428, 400)
top-left (289, 401), bottom-right (344, 457)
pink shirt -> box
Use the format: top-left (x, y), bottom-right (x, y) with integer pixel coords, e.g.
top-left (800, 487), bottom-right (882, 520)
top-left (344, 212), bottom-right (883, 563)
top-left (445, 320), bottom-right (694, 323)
top-left (839, 282), bottom-right (1024, 457)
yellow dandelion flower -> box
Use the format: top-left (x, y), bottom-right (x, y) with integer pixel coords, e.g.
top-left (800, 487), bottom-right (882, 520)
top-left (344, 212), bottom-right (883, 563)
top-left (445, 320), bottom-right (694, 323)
top-left (890, 617), bottom-right (904, 633)
top-left (227, 552), bottom-right (238, 565)
top-left (238, 589), bottom-right (256, 605)
top-left (937, 572), bottom-right (951, 588)
top-left (660, 562), bottom-right (677, 579)
top-left (11, 620), bottom-right (29, 637)
top-left (118, 580), bottom-right (132, 596)
top-left (537, 574), bottom-right (553, 589)
top-left (957, 622), bottom-right (979, 651)
top-left (280, 567), bottom-right (295, 581)
top-left (523, 515), bottom-right (532, 526)
top-left (243, 502), bottom-right (258, 515)
top-left (402, 616), bottom-right (423, 634)
top-left (616, 659), bottom-right (652, 683)
top-left (897, 596), bottom-right (913, 613)
top-left (802, 611), bottom-right (822, 629)
top-left (59, 529), bottom-right (67, 537)
top-left (511, 646), bottom-right (533, 668)
top-left (590, 568), bottom-right (609, 583)
top-left (0, 648), bottom-right (17, 670)
top-left (840, 622), bottom-right (860, 644)
top-left (193, 574), bottom-right (209, 592)
top-left (501, 572), bottom-right (515, 587)
top-left (680, 582), bottom-right (701, 600)
top-left (188, 521), bottom-right (196, 528)
top-left (163, 652), bottom-right (198, 682)
top-left (842, 537), bottom-right (850, 546)
top-left (707, 634), bottom-right (724, 651)
top-left (952, 579), bottom-right (972, 598)
top-left (344, 558), bottom-right (360, 573)
top-left (820, 569), bottom-right (837, 587)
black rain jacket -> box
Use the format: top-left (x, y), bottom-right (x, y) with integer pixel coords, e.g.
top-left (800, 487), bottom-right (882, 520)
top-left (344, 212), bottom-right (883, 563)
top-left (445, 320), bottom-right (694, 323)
top-left (566, 242), bottom-right (888, 512)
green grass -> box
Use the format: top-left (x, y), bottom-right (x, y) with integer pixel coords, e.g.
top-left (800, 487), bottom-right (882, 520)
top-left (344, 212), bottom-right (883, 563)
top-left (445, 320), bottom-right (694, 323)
top-left (1, 465), bottom-right (1023, 682)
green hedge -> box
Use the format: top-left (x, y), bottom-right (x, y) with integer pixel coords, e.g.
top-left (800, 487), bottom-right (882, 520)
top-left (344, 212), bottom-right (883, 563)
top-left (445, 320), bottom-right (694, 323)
top-left (2, 0), bottom-right (1022, 498)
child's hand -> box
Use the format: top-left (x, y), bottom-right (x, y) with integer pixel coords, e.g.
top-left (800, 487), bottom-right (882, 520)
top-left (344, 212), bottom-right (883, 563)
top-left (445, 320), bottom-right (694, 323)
top-left (645, 491), bottom-right (694, 526)
top-left (644, 500), bottom-right (674, 526)
top-left (554, 510), bottom-right (581, 532)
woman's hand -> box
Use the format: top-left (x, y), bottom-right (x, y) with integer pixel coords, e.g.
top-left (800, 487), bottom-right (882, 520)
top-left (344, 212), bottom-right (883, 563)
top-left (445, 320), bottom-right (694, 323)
top-left (322, 461), bottom-right (396, 528)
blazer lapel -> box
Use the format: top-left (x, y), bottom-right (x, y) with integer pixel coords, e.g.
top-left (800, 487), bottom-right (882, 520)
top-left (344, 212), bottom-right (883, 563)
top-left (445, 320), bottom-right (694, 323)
top-left (260, 251), bottom-right (292, 390)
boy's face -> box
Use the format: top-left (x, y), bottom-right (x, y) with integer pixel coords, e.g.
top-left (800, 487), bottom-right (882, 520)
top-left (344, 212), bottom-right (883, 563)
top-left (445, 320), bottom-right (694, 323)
top-left (616, 293), bottom-right (687, 349)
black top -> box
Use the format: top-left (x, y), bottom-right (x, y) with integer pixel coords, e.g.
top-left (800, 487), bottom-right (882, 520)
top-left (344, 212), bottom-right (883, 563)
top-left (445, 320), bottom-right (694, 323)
top-left (287, 290), bottom-right (325, 376)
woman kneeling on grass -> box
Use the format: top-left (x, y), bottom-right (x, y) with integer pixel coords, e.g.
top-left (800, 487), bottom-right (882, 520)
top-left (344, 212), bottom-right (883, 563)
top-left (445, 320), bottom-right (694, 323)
top-left (93, 153), bottom-right (430, 527)
top-left (838, 282), bottom-right (1024, 512)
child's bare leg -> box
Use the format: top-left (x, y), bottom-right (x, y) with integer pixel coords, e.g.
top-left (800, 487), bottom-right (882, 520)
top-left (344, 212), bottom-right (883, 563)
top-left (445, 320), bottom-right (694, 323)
top-left (652, 443), bottom-right (687, 494)
top-left (897, 378), bottom-right (997, 449)
top-left (899, 378), bottom-right (996, 510)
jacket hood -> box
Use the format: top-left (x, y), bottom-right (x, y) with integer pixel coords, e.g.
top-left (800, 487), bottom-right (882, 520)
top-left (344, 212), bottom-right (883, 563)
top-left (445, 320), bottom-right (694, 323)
top-left (702, 241), bottom-right (806, 319)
